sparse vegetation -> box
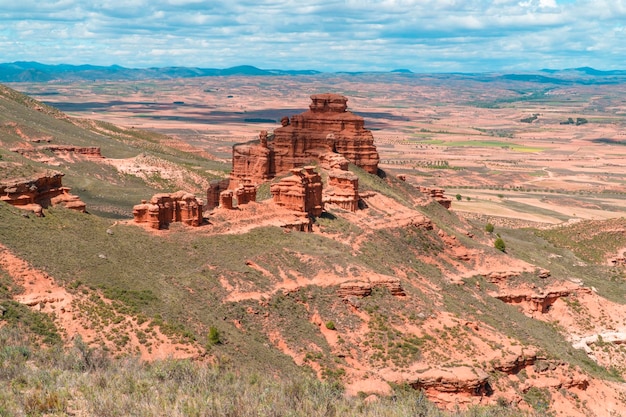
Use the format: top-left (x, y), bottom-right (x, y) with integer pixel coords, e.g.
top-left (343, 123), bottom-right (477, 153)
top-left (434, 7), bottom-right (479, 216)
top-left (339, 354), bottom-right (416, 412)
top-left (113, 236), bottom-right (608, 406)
top-left (2, 79), bottom-right (626, 417)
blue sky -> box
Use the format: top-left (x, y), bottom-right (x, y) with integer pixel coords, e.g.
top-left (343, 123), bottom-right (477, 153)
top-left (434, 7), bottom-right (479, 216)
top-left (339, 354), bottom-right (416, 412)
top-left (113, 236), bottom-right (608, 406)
top-left (0, 0), bottom-right (624, 72)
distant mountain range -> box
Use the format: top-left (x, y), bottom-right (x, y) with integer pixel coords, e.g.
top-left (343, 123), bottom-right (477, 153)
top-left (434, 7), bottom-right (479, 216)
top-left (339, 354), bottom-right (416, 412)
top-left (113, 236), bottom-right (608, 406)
top-left (1, 61), bottom-right (626, 84)
top-left (0, 62), bottom-right (322, 82)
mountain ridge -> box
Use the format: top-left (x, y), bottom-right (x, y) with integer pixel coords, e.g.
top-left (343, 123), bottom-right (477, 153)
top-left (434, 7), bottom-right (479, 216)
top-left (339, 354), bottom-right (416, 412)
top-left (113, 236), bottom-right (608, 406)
top-left (3, 61), bottom-right (626, 83)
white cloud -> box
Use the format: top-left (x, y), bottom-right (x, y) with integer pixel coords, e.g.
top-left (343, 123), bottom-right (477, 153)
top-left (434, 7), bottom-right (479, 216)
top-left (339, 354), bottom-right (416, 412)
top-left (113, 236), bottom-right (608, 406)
top-left (0, 0), bottom-right (623, 71)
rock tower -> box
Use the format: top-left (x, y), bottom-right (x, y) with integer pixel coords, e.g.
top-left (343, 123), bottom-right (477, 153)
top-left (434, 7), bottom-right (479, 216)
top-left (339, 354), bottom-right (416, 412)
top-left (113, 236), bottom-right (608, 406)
top-left (229, 94), bottom-right (379, 188)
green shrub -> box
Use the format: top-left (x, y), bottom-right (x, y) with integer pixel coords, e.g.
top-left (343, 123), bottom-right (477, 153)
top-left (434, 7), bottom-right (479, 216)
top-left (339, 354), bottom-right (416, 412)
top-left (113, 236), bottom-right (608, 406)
top-left (325, 321), bottom-right (336, 331)
top-left (207, 326), bottom-right (221, 346)
top-left (485, 223), bottom-right (495, 233)
top-left (455, 194), bottom-right (462, 201)
top-left (494, 237), bottom-right (506, 252)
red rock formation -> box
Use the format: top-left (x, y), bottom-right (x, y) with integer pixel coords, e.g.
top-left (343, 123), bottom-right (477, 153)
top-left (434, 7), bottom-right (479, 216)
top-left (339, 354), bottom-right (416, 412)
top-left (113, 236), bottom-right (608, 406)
top-left (280, 217), bottom-right (313, 232)
top-left (12, 145), bottom-right (103, 158)
top-left (230, 94), bottom-right (379, 187)
top-left (219, 190), bottom-right (234, 209)
top-left (482, 271), bottom-right (521, 283)
top-left (491, 348), bottom-right (539, 374)
top-left (407, 366), bottom-right (492, 396)
top-left (133, 191), bottom-right (203, 229)
top-left (206, 179), bottom-right (230, 210)
top-left (0, 172), bottom-right (86, 215)
top-left (492, 288), bottom-right (573, 314)
top-left (230, 130), bottom-right (272, 188)
top-left (323, 169), bottom-right (360, 212)
top-left (419, 186), bottom-right (451, 209)
top-left (234, 182), bottom-right (257, 206)
top-left (270, 167), bottom-right (323, 216)
top-left (338, 281), bottom-right (373, 298)
top-left (45, 145), bottom-right (103, 158)
top-left (319, 152), bottom-right (350, 171)
top-left (338, 277), bottom-right (405, 298)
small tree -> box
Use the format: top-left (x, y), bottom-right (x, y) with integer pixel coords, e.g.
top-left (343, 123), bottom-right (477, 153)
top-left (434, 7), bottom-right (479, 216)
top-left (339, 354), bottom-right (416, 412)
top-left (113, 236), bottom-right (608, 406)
top-left (485, 223), bottom-right (495, 233)
top-left (455, 194), bottom-right (462, 201)
top-left (494, 237), bottom-right (506, 252)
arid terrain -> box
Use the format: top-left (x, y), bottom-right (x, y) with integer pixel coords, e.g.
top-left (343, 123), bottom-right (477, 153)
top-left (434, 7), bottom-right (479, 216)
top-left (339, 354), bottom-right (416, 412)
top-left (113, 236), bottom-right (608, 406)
top-left (2, 72), bottom-right (626, 416)
top-left (16, 73), bottom-right (626, 227)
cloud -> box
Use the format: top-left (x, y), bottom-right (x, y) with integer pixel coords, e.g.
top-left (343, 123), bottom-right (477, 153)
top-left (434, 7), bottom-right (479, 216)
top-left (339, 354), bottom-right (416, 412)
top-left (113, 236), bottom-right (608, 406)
top-left (0, 0), bottom-right (624, 71)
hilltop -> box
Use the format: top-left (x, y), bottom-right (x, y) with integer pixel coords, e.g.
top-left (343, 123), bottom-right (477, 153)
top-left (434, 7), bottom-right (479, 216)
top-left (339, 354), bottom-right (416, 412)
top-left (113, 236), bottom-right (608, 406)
top-left (2, 83), bottom-right (626, 416)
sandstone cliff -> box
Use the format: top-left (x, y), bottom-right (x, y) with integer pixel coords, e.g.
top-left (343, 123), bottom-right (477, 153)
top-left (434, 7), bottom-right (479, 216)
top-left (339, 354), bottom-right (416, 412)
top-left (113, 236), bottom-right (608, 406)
top-left (230, 94), bottom-right (379, 188)
top-left (133, 191), bottom-right (203, 229)
top-left (0, 172), bottom-right (86, 215)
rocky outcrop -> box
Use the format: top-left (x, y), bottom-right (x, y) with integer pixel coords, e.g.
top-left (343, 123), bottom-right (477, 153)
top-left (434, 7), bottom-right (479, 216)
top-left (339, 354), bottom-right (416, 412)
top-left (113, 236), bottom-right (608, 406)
top-left (407, 367), bottom-right (492, 396)
top-left (338, 281), bottom-right (372, 298)
top-left (419, 186), bottom-right (451, 209)
top-left (338, 277), bottom-right (405, 298)
top-left (482, 271), bottom-right (521, 283)
top-left (234, 182), bottom-right (257, 206)
top-left (133, 191), bottom-right (203, 229)
top-left (230, 94), bottom-right (379, 187)
top-left (219, 190), bottom-right (234, 210)
top-left (319, 152), bottom-right (350, 171)
top-left (12, 145), bottom-right (103, 158)
top-left (280, 217), bottom-right (314, 232)
top-left (492, 287), bottom-right (573, 314)
top-left (229, 130), bottom-right (272, 188)
top-left (206, 179), bottom-right (230, 210)
top-left (491, 348), bottom-right (539, 374)
top-left (0, 172), bottom-right (86, 215)
top-left (270, 167), bottom-right (323, 217)
top-left (323, 169), bottom-right (360, 212)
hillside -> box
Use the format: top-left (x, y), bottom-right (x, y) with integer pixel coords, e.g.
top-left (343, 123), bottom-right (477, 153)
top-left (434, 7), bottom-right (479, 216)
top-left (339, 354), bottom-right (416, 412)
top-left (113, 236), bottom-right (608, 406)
top-left (2, 84), bottom-right (626, 416)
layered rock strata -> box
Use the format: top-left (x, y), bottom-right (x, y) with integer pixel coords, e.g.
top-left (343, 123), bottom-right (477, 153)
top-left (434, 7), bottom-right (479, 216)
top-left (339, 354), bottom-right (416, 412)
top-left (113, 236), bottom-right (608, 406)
top-left (230, 94), bottom-right (379, 188)
top-left (338, 277), bottom-right (405, 298)
top-left (323, 169), bottom-right (360, 212)
top-left (419, 186), bottom-right (451, 209)
top-left (206, 179), bottom-right (230, 210)
top-left (235, 182), bottom-right (257, 206)
top-left (133, 191), bottom-right (203, 229)
top-left (0, 172), bottom-right (86, 215)
top-left (270, 167), bottom-right (323, 216)
top-left (11, 145), bottom-right (103, 159)
top-left (407, 367), bottom-right (492, 397)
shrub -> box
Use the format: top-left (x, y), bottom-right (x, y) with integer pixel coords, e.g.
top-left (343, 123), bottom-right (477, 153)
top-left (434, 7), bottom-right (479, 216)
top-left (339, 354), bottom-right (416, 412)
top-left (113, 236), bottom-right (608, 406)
top-left (207, 326), bottom-right (221, 346)
top-left (494, 237), bottom-right (506, 252)
top-left (455, 194), bottom-right (462, 201)
top-left (485, 223), bottom-right (495, 233)
top-left (325, 321), bottom-right (336, 331)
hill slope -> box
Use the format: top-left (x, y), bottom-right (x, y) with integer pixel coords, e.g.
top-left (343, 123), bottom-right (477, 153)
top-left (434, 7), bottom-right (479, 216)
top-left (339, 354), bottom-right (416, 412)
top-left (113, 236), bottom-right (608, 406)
top-left (2, 84), bottom-right (626, 416)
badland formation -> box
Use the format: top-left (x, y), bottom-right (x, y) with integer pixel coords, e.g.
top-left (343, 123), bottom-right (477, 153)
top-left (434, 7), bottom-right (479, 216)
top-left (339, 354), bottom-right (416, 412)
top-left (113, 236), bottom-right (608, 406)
top-left (3, 75), bottom-right (626, 417)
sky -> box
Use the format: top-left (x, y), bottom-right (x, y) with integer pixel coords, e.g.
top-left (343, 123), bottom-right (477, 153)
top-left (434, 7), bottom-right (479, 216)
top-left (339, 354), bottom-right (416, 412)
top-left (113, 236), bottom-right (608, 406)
top-left (0, 0), bottom-right (625, 73)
